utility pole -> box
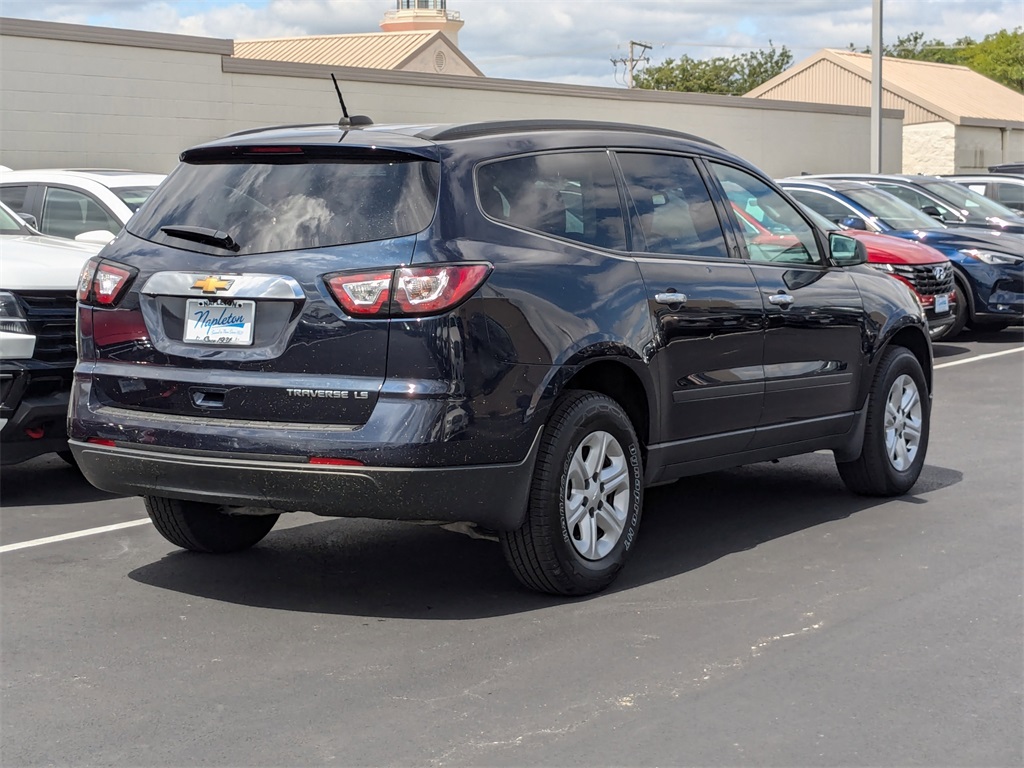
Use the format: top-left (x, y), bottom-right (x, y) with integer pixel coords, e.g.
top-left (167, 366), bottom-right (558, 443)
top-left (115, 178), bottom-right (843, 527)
top-left (611, 40), bottom-right (652, 88)
top-left (871, 0), bottom-right (883, 172)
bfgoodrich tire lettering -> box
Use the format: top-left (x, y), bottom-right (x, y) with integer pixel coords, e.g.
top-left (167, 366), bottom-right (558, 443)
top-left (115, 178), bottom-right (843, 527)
top-left (144, 496), bottom-right (279, 553)
top-left (500, 391), bottom-right (643, 596)
top-left (836, 347), bottom-right (929, 496)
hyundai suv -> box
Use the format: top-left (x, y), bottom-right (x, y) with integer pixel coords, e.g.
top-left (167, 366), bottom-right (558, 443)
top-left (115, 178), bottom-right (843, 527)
top-left (70, 120), bottom-right (933, 595)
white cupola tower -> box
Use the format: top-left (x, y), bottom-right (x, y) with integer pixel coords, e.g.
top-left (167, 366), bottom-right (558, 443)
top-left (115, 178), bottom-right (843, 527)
top-left (380, 1), bottom-right (464, 46)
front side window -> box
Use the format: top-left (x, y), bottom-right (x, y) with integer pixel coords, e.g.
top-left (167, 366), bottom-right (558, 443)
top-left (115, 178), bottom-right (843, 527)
top-left (616, 153), bottom-right (728, 258)
top-left (129, 156), bottom-right (439, 255)
top-left (41, 187), bottom-right (121, 239)
top-left (476, 151), bottom-right (625, 250)
top-left (709, 163), bottom-right (821, 265)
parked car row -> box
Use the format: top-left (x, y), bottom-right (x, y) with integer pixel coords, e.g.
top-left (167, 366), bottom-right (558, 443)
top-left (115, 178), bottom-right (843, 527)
top-left (779, 177), bottom-right (1023, 338)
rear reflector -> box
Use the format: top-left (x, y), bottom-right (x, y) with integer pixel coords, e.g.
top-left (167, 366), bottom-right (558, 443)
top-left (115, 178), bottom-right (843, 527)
top-left (308, 457), bottom-right (364, 466)
top-left (87, 438), bottom-right (117, 447)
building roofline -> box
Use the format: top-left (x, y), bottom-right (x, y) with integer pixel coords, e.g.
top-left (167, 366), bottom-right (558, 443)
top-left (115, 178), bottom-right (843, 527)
top-left (391, 30), bottom-right (484, 76)
top-left (222, 56), bottom-right (904, 118)
top-left (0, 16), bottom-right (233, 55)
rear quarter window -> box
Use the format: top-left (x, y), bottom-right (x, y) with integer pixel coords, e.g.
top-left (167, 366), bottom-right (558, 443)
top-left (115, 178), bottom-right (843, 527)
top-left (476, 151), bottom-right (626, 250)
top-left (128, 157), bottom-right (439, 255)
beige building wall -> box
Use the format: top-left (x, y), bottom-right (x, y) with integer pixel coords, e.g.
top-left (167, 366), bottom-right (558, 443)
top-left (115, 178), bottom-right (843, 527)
top-left (902, 122), bottom-right (957, 175)
top-left (0, 19), bottom-right (904, 177)
top-left (955, 125), bottom-right (1024, 173)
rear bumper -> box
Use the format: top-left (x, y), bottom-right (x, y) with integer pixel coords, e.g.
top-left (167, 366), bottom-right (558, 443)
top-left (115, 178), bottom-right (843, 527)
top-left (69, 431), bottom-right (542, 530)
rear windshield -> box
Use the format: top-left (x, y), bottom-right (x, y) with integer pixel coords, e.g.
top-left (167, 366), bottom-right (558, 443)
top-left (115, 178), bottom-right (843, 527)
top-left (112, 186), bottom-right (158, 213)
top-left (128, 158), bottom-right (439, 255)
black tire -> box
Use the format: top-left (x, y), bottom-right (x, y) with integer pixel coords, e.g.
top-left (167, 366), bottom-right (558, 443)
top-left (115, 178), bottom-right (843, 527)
top-left (937, 275), bottom-right (969, 341)
top-left (144, 496), bottom-right (279, 553)
top-left (837, 347), bottom-right (929, 496)
top-left (500, 391), bottom-right (644, 596)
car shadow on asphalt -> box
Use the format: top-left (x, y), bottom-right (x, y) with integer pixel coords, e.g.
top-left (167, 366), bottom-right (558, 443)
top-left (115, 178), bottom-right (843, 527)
top-left (0, 454), bottom-right (124, 507)
top-left (128, 453), bottom-right (963, 619)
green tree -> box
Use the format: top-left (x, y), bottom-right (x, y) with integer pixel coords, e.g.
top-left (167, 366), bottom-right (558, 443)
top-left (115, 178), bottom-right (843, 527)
top-left (633, 42), bottom-right (793, 95)
top-left (962, 28), bottom-right (1024, 92)
top-left (852, 28), bottom-right (1023, 92)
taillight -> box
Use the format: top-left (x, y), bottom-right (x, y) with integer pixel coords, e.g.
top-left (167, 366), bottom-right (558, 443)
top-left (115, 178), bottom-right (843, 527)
top-left (326, 271), bottom-right (393, 316)
top-left (77, 259), bottom-right (137, 307)
top-left (77, 258), bottom-right (100, 301)
top-left (325, 264), bottom-right (491, 318)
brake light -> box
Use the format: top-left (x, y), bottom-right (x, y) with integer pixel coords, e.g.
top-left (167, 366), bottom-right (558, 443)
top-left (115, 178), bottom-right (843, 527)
top-left (325, 264), bottom-right (491, 318)
top-left (245, 146), bottom-right (305, 155)
top-left (78, 259), bottom-right (136, 306)
top-left (308, 457), bottom-right (364, 466)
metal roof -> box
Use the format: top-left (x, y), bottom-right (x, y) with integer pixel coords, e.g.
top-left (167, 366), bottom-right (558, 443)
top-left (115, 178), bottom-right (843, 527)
top-left (233, 30), bottom-right (483, 75)
top-left (747, 49), bottom-right (1024, 127)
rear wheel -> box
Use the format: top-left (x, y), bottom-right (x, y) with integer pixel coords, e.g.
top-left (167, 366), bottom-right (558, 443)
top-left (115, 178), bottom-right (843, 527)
top-left (144, 496), bottom-right (279, 553)
top-left (500, 391), bottom-right (644, 596)
top-left (837, 347), bottom-right (929, 496)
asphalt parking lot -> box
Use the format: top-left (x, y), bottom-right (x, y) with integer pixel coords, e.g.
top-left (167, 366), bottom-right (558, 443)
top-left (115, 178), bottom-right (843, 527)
top-left (2, 328), bottom-right (1022, 767)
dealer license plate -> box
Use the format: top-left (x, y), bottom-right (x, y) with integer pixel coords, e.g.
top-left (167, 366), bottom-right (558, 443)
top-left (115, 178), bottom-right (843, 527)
top-left (934, 294), bottom-right (949, 314)
top-left (184, 299), bottom-right (255, 346)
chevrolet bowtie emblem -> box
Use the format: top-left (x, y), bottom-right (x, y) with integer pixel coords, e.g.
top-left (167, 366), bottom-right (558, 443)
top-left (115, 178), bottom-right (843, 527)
top-left (192, 276), bottom-right (234, 294)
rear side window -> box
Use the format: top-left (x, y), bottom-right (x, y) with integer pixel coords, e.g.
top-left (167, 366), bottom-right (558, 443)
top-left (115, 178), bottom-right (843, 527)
top-left (42, 187), bottom-right (121, 238)
top-left (129, 157), bottom-right (439, 255)
top-left (616, 153), bottom-right (728, 258)
top-left (476, 151), bottom-right (625, 250)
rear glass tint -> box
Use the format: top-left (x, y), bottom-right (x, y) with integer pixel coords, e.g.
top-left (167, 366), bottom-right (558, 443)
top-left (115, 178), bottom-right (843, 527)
top-left (128, 157), bottom-right (439, 255)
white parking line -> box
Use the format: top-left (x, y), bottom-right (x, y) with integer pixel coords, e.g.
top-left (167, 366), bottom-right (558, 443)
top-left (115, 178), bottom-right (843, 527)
top-left (2, 343), bottom-right (1021, 555)
top-left (0, 519), bottom-right (151, 554)
top-left (935, 346), bottom-right (1024, 370)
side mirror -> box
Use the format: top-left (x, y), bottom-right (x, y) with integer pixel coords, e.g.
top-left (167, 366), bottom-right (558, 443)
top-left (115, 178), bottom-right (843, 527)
top-left (921, 205), bottom-right (944, 220)
top-left (829, 232), bottom-right (867, 266)
top-left (838, 215), bottom-right (868, 231)
top-left (16, 212), bottom-right (38, 229)
top-left (75, 229), bottom-right (116, 245)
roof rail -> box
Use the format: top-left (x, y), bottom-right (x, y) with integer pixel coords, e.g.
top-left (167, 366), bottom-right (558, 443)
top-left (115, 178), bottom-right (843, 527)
top-left (418, 119), bottom-right (720, 148)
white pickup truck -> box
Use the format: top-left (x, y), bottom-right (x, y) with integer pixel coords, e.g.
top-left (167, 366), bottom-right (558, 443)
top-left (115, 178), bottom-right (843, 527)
top-left (0, 202), bottom-right (100, 465)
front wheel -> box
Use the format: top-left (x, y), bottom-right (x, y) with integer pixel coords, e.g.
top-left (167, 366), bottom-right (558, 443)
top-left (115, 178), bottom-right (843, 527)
top-left (837, 347), bottom-right (929, 496)
top-left (500, 391), bottom-right (644, 596)
top-left (144, 496), bottom-right (279, 553)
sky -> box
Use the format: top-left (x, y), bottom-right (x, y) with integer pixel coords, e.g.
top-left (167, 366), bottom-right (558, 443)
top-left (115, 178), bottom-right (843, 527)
top-left (2, 0), bottom-right (1021, 87)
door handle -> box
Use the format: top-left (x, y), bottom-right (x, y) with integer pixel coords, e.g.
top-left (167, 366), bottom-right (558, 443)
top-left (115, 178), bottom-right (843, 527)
top-left (768, 293), bottom-right (795, 306)
top-left (655, 292), bottom-right (688, 305)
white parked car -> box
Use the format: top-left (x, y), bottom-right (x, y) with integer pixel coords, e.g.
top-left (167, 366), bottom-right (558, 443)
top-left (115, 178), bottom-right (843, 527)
top-left (0, 201), bottom-right (101, 465)
top-left (0, 168), bottom-right (165, 245)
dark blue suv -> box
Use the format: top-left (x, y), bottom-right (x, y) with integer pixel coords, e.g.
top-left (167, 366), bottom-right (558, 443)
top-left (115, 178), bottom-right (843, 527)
top-left (781, 178), bottom-right (1024, 336)
top-left (70, 120), bottom-right (932, 595)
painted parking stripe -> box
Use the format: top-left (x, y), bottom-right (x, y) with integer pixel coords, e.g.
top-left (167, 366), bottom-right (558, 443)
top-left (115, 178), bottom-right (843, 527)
top-left (0, 518), bottom-right (151, 554)
top-left (2, 344), bottom-right (1021, 554)
top-left (935, 346), bottom-right (1024, 370)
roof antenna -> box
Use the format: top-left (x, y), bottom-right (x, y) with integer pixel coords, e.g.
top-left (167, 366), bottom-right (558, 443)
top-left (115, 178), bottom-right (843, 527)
top-left (331, 74), bottom-right (373, 127)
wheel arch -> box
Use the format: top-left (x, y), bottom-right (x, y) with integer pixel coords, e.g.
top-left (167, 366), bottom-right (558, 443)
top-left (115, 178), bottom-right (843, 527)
top-left (560, 358), bottom-right (652, 455)
top-left (879, 324), bottom-right (933, 394)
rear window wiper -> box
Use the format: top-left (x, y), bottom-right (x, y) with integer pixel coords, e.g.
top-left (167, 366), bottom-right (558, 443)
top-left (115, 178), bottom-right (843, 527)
top-left (160, 225), bottom-right (240, 252)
